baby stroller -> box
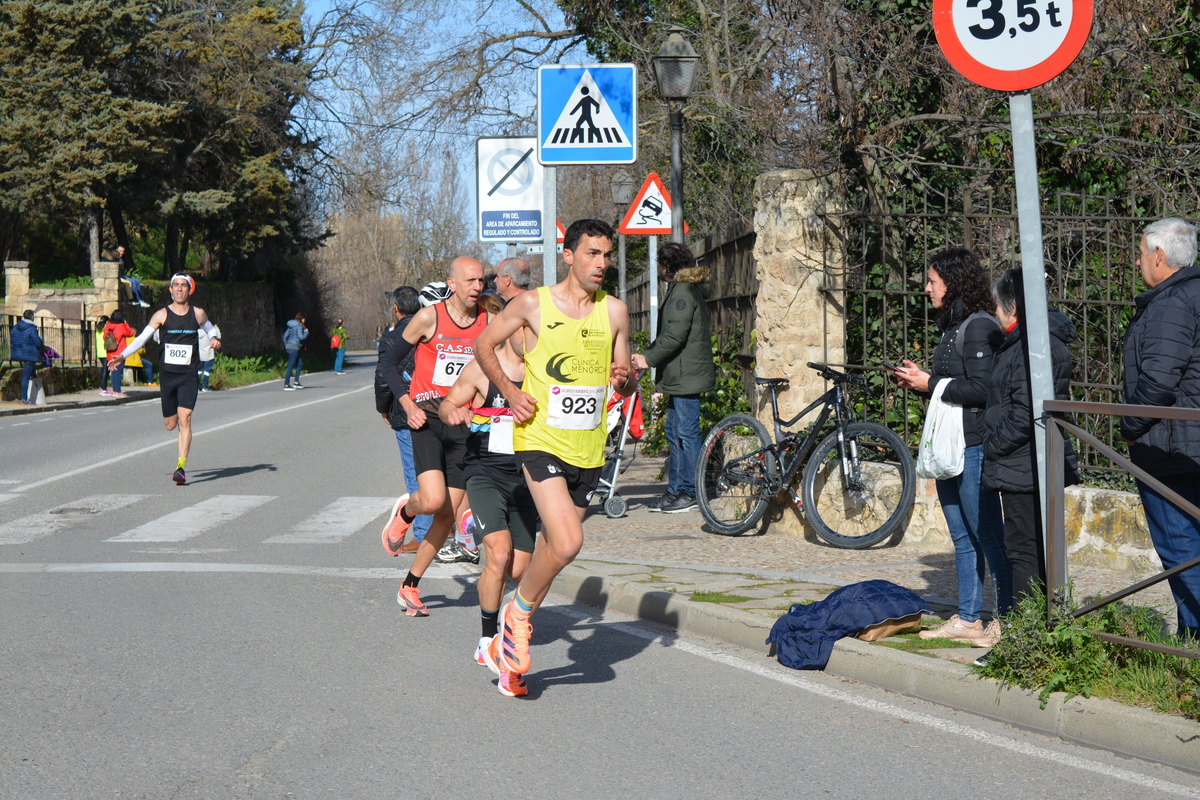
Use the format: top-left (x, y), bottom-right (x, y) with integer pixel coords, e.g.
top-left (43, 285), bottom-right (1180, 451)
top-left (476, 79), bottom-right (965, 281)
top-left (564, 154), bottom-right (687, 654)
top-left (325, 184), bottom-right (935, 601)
top-left (592, 382), bottom-right (645, 518)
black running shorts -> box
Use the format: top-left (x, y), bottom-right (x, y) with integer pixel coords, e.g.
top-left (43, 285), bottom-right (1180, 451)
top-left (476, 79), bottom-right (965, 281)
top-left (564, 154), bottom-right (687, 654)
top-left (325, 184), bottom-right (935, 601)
top-left (411, 415), bottom-right (469, 490)
top-left (519, 450), bottom-right (600, 509)
top-left (465, 473), bottom-right (539, 554)
top-left (160, 369), bottom-right (199, 419)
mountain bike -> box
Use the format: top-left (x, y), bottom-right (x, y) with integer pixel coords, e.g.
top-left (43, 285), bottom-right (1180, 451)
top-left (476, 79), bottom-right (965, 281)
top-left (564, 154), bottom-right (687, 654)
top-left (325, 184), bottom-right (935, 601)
top-left (696, 362), bottom-right (916, 548)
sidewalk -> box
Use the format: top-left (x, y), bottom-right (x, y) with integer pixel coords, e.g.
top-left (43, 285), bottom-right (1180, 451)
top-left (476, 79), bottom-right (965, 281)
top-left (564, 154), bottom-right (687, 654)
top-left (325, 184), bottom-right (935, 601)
top-left (0, 385), bottom-right (160, 417)
top-left (549, 450), bottom-right (1198, 775)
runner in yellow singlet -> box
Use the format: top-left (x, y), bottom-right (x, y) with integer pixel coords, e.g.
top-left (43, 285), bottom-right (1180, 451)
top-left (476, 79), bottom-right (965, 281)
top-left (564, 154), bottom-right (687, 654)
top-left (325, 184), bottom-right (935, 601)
top-left (473, 219), bottom-right (635, 687)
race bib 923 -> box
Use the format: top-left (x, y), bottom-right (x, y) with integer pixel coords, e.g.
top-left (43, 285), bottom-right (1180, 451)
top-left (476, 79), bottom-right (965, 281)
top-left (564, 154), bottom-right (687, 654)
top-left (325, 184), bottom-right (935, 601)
top-left (547, 384), bottom-right (604, 430)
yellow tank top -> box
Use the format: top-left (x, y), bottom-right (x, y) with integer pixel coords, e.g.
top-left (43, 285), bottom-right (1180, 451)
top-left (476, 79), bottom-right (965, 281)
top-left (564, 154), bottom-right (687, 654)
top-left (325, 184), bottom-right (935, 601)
top-left (515, 286), bottom-right (612, 468)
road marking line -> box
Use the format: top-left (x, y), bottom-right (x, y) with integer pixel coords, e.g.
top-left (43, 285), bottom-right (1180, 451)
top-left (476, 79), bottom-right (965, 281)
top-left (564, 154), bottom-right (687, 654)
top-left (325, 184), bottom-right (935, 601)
top-left (0, 495), bottom-right (151, 545)
top-left (264, 497), bottom-right (395, 544)
top-left (0, 494), bottom-right (19, 505)
top-left (0, 562), bottom-right (476, 578)
top-left (106, 495), bottom-right (275, 542)
top-left (12, 385), bottom-right (371, 493)
top-left (546, 603), bottom-right (1200, 797)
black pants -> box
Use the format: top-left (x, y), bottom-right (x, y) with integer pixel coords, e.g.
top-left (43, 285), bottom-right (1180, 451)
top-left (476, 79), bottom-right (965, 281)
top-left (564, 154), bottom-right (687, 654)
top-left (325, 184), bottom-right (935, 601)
top-left (1001, 491), bottom-right (1045, 605)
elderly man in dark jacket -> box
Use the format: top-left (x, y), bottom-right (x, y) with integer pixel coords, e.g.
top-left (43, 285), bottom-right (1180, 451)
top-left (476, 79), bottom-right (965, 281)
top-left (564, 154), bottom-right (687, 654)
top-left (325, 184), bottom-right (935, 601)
top-left (632, 243), bottom-right (715, 513)
top-left (1122, 217), bottom-right (1200, 641)
top-left (11, 310), bottom-right (45, 404)
top-left (982, 269), bottom-right (1079, 607)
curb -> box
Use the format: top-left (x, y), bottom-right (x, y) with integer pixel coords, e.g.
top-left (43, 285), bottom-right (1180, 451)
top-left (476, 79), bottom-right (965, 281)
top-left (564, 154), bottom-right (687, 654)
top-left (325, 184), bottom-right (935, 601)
top-left (553, 563), bottom-right (1200, 776)
top-left (0, 392), bottom-right (161, 417)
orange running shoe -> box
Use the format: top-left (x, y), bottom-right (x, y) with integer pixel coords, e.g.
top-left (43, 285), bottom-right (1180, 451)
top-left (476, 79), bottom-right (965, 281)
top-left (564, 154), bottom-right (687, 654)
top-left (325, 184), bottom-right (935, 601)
top-left (381, 494), bottom-right (411, 556)
top-left (498, 599), bottom-right (533, 674)
top-left (397, 584), bottom-right (429, 617)
top-left (497, 669), bottom-right (528, 697)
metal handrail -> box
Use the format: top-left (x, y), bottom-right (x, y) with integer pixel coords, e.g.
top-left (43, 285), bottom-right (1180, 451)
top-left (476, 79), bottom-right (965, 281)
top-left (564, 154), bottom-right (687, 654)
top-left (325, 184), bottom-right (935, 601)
top-left (1043, 398), bottom-right (1200, 660)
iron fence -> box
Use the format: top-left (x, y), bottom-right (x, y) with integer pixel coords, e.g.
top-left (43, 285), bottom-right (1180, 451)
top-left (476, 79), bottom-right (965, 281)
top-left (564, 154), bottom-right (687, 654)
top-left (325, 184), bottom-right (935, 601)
top-left (1045, 399), bottom-right (1199, 660)
top-left (834, 189), bottom-right (1197, 480)
top-left (626, 226), bottom-right (758, 361)
top-left (3, 315), bottom-right (100, 367)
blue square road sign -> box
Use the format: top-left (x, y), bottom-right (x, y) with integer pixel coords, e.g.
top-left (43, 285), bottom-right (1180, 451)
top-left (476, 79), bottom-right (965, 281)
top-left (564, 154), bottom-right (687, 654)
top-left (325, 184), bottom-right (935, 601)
top-left (537, 64), bottom-right (637, 166)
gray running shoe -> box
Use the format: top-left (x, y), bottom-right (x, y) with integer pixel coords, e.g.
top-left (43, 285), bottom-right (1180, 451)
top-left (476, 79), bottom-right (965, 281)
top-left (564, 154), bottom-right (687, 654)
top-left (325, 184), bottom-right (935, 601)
top-left (661, 493), bottom-right (698, 513)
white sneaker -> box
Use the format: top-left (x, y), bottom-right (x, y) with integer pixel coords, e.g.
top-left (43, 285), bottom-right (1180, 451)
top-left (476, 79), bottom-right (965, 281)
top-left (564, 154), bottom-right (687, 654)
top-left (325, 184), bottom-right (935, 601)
top-left (474, 636), bottom-right (491, 665)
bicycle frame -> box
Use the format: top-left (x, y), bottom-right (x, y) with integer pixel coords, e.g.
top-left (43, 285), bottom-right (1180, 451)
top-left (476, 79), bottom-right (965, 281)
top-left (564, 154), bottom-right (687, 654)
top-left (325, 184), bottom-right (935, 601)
top-left (761, 380), bottom-right (857, 495)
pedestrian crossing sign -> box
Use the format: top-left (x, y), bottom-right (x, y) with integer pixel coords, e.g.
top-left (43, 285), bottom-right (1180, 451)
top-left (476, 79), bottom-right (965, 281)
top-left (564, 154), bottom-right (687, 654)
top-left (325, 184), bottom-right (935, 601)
top-left (537, 64), bottom-right (637, 165)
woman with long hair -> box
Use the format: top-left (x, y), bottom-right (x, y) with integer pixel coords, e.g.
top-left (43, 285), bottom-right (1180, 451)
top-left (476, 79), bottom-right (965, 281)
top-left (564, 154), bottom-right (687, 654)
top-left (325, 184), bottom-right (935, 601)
top-left (892, 248), bottom-right (1011, 646)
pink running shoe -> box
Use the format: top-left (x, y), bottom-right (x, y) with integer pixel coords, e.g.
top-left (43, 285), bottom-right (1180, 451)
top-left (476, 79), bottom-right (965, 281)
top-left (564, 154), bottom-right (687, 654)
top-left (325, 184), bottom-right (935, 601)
top-left (397, 584), bottom-right (429, 617)
top-left (498, 599), bottom-right (533, 674)
top-left (497, 669), bottom-right (528, 698)
top-left (381, 494), bottom-right (411, 556)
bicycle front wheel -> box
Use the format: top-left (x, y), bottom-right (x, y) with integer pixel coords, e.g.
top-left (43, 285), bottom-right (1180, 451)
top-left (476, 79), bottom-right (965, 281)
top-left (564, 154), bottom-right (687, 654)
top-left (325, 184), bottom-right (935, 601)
top-left (801, 422), bottom-right (916, 549)
top-left (696, 413), bottom-right (776, 536)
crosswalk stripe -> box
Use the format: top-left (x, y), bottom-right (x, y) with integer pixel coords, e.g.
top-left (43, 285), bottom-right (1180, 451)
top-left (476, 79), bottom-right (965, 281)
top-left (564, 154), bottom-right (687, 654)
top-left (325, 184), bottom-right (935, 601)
top-left (0, 495), bottom-right (151, 545)
top-left (263, 497), bottom-right (395, 544)
top-left (106, 495), bottom-right (275, 542)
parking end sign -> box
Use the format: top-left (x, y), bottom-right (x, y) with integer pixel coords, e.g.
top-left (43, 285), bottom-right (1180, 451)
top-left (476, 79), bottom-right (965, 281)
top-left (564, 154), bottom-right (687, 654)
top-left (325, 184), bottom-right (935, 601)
top-left (477, 136), bottom-right (543, 242)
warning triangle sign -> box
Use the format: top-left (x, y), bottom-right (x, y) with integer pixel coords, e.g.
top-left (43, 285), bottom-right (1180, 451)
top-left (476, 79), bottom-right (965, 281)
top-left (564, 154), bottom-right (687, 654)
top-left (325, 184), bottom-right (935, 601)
top-left (542, 70), bottom-right (628, 151)
top-left (619, 173), bottom-right (688, 235)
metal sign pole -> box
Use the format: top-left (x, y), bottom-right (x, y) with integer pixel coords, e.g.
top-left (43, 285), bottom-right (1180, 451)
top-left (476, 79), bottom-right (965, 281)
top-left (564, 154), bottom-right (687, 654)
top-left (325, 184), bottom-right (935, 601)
top-left (618, 233), bottom-right (627, 303)
top-left (1009, 90), bottom-right (1060, 591)
top-left (543, 166), bottom-right (557, 287)
top-left (648, 234), bottom-right (658, 341)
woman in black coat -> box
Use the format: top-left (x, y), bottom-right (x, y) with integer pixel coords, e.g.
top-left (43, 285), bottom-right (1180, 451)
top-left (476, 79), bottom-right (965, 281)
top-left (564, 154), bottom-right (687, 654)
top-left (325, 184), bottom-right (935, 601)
top-left (893, 248), bottom-right (1011, 645)
top-left (983, 269), bottom-right (1079, 606)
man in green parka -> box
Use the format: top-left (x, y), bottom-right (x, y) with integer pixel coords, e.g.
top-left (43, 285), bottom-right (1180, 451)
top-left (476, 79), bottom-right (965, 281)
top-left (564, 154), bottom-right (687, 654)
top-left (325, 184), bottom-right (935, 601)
top-left (632, 242), bottom-right (715, 513)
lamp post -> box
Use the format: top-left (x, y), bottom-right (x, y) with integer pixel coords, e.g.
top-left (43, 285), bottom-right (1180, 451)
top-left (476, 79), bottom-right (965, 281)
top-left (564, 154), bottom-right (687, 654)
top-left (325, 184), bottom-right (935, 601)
top-left (652, 26), bottom-right (699, 245)
top-left (610, 169), bottom-right (636, 304)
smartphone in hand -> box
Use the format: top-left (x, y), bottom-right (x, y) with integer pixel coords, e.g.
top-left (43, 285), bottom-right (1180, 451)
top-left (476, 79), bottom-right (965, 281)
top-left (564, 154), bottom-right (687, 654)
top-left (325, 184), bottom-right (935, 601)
top-left (877, 358), bottom-right (899, 371)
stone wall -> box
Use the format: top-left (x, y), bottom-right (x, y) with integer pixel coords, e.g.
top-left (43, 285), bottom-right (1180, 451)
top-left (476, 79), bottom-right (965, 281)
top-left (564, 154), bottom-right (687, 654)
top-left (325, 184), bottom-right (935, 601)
top-left (5, 261), bottom-right (277, 358)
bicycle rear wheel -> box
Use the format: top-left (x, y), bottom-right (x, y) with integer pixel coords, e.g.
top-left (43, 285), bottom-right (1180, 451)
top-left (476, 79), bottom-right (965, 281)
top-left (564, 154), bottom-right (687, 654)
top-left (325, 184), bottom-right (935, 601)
top-left (696, 413), bottom-right (776, 536)
top-left (801, 422), bottom-right (916, 549)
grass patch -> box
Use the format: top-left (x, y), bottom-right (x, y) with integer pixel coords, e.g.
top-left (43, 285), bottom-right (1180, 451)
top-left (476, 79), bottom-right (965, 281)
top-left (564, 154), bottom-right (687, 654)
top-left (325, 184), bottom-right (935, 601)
top-left (209, 350), bottom-right (332, 390)
top-left (32, 275), bottom-right (95, 290)
top-left (973, 585), bottom-right (1200, 719)
top-left (876, 632), bottom-right (976, 654)
top-left (690, 591), bottom-right (754, 604)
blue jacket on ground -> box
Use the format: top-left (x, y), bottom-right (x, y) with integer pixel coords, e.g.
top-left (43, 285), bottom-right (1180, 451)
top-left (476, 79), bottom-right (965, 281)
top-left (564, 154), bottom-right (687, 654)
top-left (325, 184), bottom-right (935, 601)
top-left (767, 580), bottom-right (931, 670)
top-left (10, 319), bottom-right (44, 362)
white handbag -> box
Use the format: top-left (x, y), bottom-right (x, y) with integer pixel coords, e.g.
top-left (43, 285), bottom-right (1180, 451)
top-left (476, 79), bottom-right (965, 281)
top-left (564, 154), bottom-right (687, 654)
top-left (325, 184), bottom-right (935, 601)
top-left (916, 379), bottom-right (965, 479)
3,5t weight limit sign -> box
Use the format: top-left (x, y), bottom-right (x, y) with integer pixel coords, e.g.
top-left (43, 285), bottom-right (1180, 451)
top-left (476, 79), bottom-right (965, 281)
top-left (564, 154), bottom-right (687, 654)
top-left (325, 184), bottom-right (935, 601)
top-left (934, 0), bottom-right (1093, 90)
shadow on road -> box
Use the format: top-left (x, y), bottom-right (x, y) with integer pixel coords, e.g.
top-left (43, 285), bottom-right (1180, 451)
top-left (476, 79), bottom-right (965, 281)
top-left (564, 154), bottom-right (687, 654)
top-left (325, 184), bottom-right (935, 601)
top-left (186, 463), bottom-right (279, 484)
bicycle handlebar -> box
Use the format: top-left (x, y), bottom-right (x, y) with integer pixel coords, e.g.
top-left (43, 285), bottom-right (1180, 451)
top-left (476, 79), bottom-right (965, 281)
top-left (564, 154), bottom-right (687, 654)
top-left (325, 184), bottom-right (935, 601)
top-left (807, 362), bottom-right (869, 389)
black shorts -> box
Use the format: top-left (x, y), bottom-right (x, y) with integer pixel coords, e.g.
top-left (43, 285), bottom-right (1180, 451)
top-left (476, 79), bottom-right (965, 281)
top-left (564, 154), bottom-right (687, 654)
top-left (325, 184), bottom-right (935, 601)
top-left (160, 369), bottom-right (199, 418)
top-left (465, 474), bottom-right (539, 554)
top-left (519, 450), bottom-right (601, 509)
top-left (411, 415), bottom-right (469, 490)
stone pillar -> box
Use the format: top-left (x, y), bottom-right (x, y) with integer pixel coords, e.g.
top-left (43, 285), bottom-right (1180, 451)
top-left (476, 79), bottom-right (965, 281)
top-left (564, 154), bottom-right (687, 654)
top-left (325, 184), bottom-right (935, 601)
top-left (753, 170), bottom-right (845, 422)
top-left (751, 171), bottom-right (847, 538)
top-left (4, 261), bottom-right (30, 316)
top-left (91, 260), bottom-right (120, 318)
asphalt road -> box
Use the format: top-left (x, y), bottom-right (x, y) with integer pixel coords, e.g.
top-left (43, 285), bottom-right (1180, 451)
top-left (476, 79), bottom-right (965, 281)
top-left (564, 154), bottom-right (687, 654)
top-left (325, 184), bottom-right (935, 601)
top-left (3, 362), bottom-right (1199, 798)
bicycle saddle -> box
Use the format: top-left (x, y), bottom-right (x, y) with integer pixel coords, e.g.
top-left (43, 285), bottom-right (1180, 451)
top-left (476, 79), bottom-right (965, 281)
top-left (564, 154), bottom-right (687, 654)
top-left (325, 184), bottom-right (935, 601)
top-left (754, 377), bottom-right (789, 388)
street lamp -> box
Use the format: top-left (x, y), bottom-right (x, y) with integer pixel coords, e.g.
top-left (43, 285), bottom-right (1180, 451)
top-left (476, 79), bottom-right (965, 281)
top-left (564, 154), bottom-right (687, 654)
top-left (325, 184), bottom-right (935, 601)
top-left (611, 169), bottom-right (636, 303)
top-left (652, 26), bottom-right (699, 244)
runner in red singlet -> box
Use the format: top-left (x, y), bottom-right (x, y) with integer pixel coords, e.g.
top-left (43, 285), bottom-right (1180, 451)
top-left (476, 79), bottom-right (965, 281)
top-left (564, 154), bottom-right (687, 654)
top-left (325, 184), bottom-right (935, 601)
top-left (377, 256), bottom-right (487, 616)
